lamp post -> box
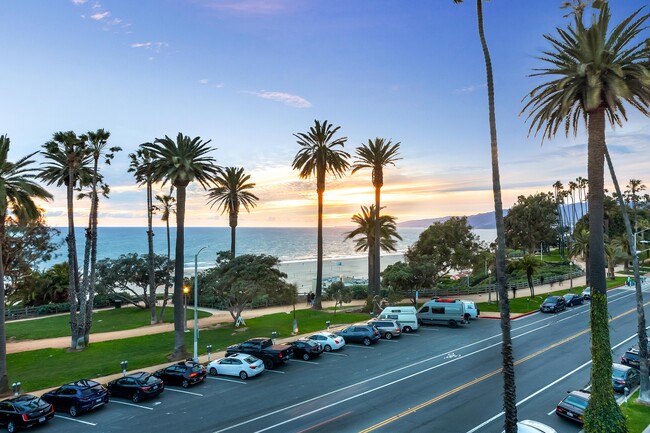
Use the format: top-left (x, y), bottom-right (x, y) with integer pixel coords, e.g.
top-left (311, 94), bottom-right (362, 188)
top-left (183, 285), bottom-right (190, 332)
top-left (120, 360), bottom-right (128, 377)
top-left (634, 228), bottom-right (650, 256)
top-left (206, 344), bottom-right (213, 363)
top-left (193, 247), bottom-right (207, 362)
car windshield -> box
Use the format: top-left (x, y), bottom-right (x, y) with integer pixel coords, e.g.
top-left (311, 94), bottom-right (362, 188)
top-left (140, 374), bottom-right (158, 385)
top-left (564, 395), bottom-right (589, 410)
top-left (243, 356), bottom-right (258, 364)
top-left (612, 369), bottom-right (627, 379)
top-left (544, 297), bottom-right (558, 304)
top-left (325, 333), bottom-right (338, 339)
top-left (15, 397), bottom-right (47, 410)
top-left (80, 385), bottom-right (103, 396)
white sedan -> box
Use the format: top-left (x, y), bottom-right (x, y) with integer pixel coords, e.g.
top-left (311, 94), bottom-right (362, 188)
top-left (503, 420), bottom-right (557, 433)
top-left (206, 353), bottom-right (264, 380)
top-left (308, 332), bottom-right (345, 352)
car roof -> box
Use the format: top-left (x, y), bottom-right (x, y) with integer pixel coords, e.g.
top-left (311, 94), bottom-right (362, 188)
top-left (566, 390), bottom-right (591, 400)
top-left (67, 379), bottom-right (101, 389)
top-left (613, 363), bottom-right (632, 372)
top-left (516, 420), bottom-right (557, 433)
top-left (4, 394), bottom-right (39, 403)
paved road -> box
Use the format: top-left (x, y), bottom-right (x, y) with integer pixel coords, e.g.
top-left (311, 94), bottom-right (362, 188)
top-left (39, 285), bottom-right (647, 433)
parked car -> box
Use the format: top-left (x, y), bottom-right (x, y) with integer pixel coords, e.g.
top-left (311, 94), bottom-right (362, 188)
top-left (612, 363), bottom-right (640, 393)
top-left (308, 332), bottom-right (345, 352)
top-left (367, 319), bottom-right (402, 339)
top-left (563, 293), bottom-right (584, 307)
top-left (417, 299), bottom-right (467, 327)
top-left (225, 337), bottom-right (293, 370)
top-left (503, 420), bottom-right (557, 433)
top-left (289, 339), bottom-right (324, 360)
top-left (107, 372), bottom-right (164, 402)
top-left (620, 338), bottom-right (650, 370)
top-left (581, 286), bottom-right (590, 300)
top-left (335, 325), bottom-right (381, 346)
top-left (207, 353), bottom-right (265, 380)
top-left (0, 395), bottom-right (54, 432)
top-left (539, 296), bottom-right (566, 313)
top-left (42, 379), bottom-right (109, 417)
top-left (461, 300), bottom-right (480, 320)
top-left (153, 360), bottom-right (207, 388)
top-left (378, 306), bottom-right (419, 332)
top-left (555, 389), bottom-right (590, 424)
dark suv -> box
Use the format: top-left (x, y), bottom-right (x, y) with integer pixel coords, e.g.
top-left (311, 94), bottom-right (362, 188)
top-left (0, 395), bottom-right (54, 432)
top-left (335, 325), bottom-right (381, 346)
top-left (540, 296), bottom-right (566, 313)
top-left (620, 338), bottom-right (650, 370)
top-left (367, 319), bottom-right (401, 339)
top-left (42, 379), bottom-right (109, 417)
top-left (154, 360), bottom-right (207, 388)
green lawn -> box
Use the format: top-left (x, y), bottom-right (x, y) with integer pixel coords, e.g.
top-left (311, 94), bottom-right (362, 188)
top-left (5, 307), bottom-right (211, 341)
top-left (621, 389), bottom-right (650, 433)
top-left (477, 277), bottom-right (627, 314)
top-left (8, 309), bottom-right (371, 392)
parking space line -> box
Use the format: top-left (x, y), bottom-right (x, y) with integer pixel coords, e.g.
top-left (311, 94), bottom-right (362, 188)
top-left (400, 333), bottom-right (420, 336)
top-left (344, 345), bottom-right (375, 349)
top-left (207, 377), bottom-right (247, 385)
top-left (264, 369), bottom-right (286, 374)
top-left (380, 339), bottom-right (400, 343)
top-left (323, 352), bottom-right (347, 356)
top-left (164, 388), bottom-right (204, 396)
top-left (288, 359), bottom-right (320, 365)
top-left (54, 415), bottom-right (97, 425)
top-left (416, 328), bottom-right (438, 331)
top-left (110, 400), bottom-right (154, 410)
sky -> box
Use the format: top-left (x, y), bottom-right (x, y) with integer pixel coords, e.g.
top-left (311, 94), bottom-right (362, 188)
top-left (2, 0), bottom-right (649, 228)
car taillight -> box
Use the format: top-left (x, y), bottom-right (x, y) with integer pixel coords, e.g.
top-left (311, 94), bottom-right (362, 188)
top-left (22, 414), bottom-right (29, 422)
top-left (615, 380), bottom-right (626, 385)
top-left (143, 387), bottom-right (151, 391)
top-left (335, 340), bottom-right (340, 344)
top-left (556, 407), bottom-right (565, 414)
top-left (621, 357), bottom-right (628, 363)
top-left (395, 328), bottom-right (400, 331)
top-left (250, 365), bottom-right (257, 369)
top-left (279, 353), bottom-right (283, 358)
top-left (190, 372), bottom-right (198, 378)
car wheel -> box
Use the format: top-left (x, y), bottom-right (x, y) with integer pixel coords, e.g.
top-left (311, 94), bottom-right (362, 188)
top-left (302, 353), bottom-right (310, 361)
top-left (209, 367), bottom-right (218, 376)
top-left (385, 332), bottom-right (393, 340)
top-left (69, 405), bottom-right (78, 417)
top-left (239, 371), bottom-right (248, 380)
top-left (403, 326), bottom-right (412, 333)
top-left (363, 337), bottom-right (371, 346)
top-left (132, 392), bottom-right (141, 403)
top-left (464, 313), bottom-right (471, 322)
top-left (263, 358), bottom-right (275, 370)
top-left (7, 421), bottom-right (15, 433)
top-left (324, 344), bottom-right (332, 352)
top-left (181, 379), bottom-right (190, 388)
top-left (448, 320), bottom-right (458, 328)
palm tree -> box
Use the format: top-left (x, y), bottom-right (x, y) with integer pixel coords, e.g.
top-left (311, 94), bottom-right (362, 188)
top-left (344, 205), bottom-right (403, 297)
top-left (206, 167), bottom-right (259, 258)
top-left (522, 3), bottom-right (650, 430)
top-left (507, 255), bottom-right (544, 297)
top-left (153, 192), bottom-right (176, 323)
top-left (142, 133), bottom-right (219, 360)
top-left (79, 129), bottom-right (120, 344)
top-left (129, 147), bottom-right (157, 325)
top-left (292, 120), bottom-right (350, 310)
top-left (39, 131), bottom-right (92, 350)
top-left (453, 1), bottom-right (517, 430)
top-left (0, 135), bottom-right (52, 394)
top-left (351, 138), bottom-right (401, 313)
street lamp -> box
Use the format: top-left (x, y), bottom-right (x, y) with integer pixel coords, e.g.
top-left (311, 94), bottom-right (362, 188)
top-left (120, 360), bottom-right (128, 377)
top-left (183, 285), bottom-right (190, 332)
top-left (193, 246), bottom-right (207, 362)
top-left (11, 382), bottom-right (21, 397)
top-left (206, 344), bottom-right (213, 363)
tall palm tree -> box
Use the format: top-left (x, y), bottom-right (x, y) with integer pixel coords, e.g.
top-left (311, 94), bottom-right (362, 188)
top-left (129, 147), bottom-right (157, 325)
top-left (0, 135), bottom-right (52, 394)
top-left (39, 131), bottom-right (92, 350)
top-left (206, 167), bottom-right (259, 258)
top-left (351, 138), bottom-right (401, 313)
top-left (506, 255), bottom-right (544, 297)
top-left (153, 192), bottom-right (176, 323)
top-left (453, 1), bottom-right (517, 430)
top-left (522, 3), bottom-right (650, 430)
top-left (344, 205), bottom-right (402, 297)
top-left (292, 120), bottom-right (350, 310)
top-left (142, 133), bottom-right (219, 360)
top-left (79, 129), bottom-right (119, 344)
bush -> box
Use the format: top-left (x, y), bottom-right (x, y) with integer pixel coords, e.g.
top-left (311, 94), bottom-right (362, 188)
top-left (349, 285), bottom-right (368, 300)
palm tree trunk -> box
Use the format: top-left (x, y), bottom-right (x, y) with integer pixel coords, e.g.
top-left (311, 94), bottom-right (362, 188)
top-left (314, 189), bottom-right (324, 310)
top-left (229, 212), bottom-right (237, 257)
top-left (66, 171), bottom-right (81, 350)
top-left (171, 186), bottom-right (188, 360)
top-left (157, 218), bottom-right (172, 323)
top-left (475, 1), bottom-right (517, 431)
top-left (0, 219), bottom-right (9, 394)
top-left (584, 108), bottom-right (625, 432)
top-left (84, 189), bottom-right (99, 346)
top-left (373, 187), bottom-right (381, 314)
top-left (146, 181), bottom-right (156, 325)
top-left (605, 145), bottom-right (649, 403)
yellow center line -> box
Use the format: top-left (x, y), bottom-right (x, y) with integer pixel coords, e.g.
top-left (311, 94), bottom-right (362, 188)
top-left (359, 302), bottom-right (648, 433)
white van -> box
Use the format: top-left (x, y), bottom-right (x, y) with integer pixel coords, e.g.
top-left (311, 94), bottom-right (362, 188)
top-left (378, 306), bottom-right (419, 332)
top-left (461, 300), bottom-right (479, 320)
top-left (417, 299), bottom-right (467, 328)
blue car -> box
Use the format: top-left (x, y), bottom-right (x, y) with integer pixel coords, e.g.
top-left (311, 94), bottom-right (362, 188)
top-left (42, 379), bottom-right (109, 417)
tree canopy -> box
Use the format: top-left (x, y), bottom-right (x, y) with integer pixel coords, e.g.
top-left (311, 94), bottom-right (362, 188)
top-left (504, 193), bottom-right (557, 254)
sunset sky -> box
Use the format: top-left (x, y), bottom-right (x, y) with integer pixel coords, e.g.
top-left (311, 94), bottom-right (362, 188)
top-left (2, 0), bottom-right (649, 228)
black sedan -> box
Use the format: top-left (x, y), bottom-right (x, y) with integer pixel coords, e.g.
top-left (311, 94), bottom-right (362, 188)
top-left (41, 379), bottom-right (109, 417)
top-left (0, 395), bottom-right (54, 432)
top-left (154, 360), bottom-right (206, 388)
top-left (289, 339), bottom-right (324, 360)
top-left (540, 296), bottom-right (566, 313)
top-left (335, 325), bottom-right (381, 346)
top-left (107, 372), bottom-right (164, 402)
top-left (612, 363), bottom-right (640, 393)
top-left (563, 293), bottom-right (584, 307)
top-left (555, 389), bottom-right (590, 424)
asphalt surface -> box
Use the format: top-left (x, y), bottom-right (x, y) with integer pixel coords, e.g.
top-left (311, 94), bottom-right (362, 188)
top-left (36, 285), bottom-right (648, 433)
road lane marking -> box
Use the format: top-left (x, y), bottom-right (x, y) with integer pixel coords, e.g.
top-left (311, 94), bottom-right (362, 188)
top-left (399, 333), bottom-right (421, 336)
top-left (54, 415), bottom-right (97, 425)
top-left (164, 388), bottom-right (203, 396)
top-left (264, 369), bottom-right (285, 374)
top-left (110, 400), bottom-right (155, 410)
top-left (344, 345), bottom-right (375, 349)
top-left (207, 377), bottom-right (247, 384)
top-left (296, 411), bottom-right (353, 433)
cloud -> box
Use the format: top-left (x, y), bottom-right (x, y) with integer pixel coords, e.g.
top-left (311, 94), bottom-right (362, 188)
top-left (71, 0), bottom-right (87, 5)
top-left (454, 83), bottom-right (487, 94)
top-left (247, 91), bottom-right (312, 108)
top-left (199, 79), bottom-right (209, 85)
top-left (197, 0), bottom-right (290, 15)
top-left (90, 11), bottom-right (110, 20)
top-left (130, 42), bottom-right (168, 52)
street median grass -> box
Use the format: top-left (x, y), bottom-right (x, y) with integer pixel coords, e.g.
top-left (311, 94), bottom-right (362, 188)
top-left (621, 389), bottom-right (650, 433)
top-left (476, 276), bottom-right (626, 314)
top-left (8, 309), bottom-right (370, 392)
top-left (5, 307), bottom-right (211, 341)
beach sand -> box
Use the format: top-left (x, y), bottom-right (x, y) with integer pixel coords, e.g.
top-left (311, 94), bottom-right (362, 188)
top-left (278, 254), bottom-right (404, 294)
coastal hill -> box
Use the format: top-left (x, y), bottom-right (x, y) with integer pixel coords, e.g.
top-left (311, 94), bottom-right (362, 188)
top-left (398, 211), bottom-right (503, 229)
